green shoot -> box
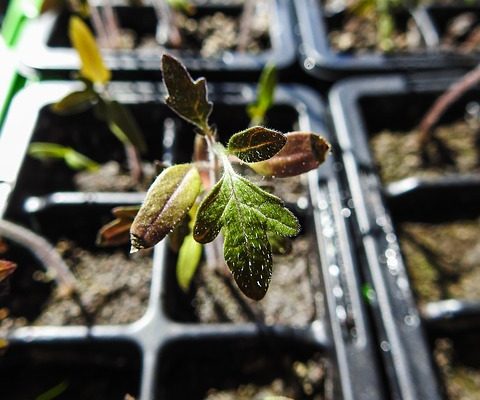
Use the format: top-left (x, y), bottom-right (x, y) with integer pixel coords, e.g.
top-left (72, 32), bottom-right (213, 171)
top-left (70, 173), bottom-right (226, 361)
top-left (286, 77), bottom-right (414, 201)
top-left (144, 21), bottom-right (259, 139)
top-left (35, 381), bottom-right (69, 400)
top-left (248, 63), bottom-right (277, 127)
top-left (28, 142), bottom-right (100, 172)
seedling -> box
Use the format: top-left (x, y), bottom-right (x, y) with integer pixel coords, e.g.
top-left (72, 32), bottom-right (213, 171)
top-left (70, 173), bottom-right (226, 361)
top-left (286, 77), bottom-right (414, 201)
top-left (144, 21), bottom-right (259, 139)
top-left (348, 0), bottom-right (419, 52)
top-left (126, 54), bottom-right (330, 300)
top-left (248, 63), bottom-right (277, 127)
top-left (28, 142), bottom-right (100, 172)
top-left (51, 16), bottom-right (147, 182)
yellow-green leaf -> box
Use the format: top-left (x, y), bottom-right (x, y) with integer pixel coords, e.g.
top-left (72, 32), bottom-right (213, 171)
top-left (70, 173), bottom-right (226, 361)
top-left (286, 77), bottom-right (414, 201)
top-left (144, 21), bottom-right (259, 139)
top-left (51, 89), bottom-right (97, 115)
top-left (176, 234), bottom-right (202, 292)
top-left (69, 16), bottom-right (111, 84)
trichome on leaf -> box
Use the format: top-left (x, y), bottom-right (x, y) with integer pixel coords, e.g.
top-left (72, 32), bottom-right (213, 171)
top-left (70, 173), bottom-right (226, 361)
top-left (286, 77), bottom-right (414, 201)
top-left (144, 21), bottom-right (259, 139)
top-left (125, 54), bottom-right (330, 300)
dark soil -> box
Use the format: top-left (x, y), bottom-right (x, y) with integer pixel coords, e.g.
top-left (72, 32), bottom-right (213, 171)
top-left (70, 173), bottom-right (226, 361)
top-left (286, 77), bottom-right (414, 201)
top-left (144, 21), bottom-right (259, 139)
top-left (439, 11), bottom-right (480, 53)
top-left (434, 335), bottom-right (480, 400)
top-left (0, 342), bottom-right (141, 400)
top-left (193, 232), bottom-right (323, 326)
top-left (74, 161), bottom-right (155, 192)
top-left (205, 355), bottom-right (327, 399)
top-left (137, 3), bottom-right (271, 57)
top-left (324, 0), bottom-right (424, 54)
top-left (398, 220), bottom-right (480, 305)
top-left (370, 119), bottom-right (480, 184)
top-left (159, 338), bottom-right (328, 399)
top-left (0, 239), bottom-right (152, 334)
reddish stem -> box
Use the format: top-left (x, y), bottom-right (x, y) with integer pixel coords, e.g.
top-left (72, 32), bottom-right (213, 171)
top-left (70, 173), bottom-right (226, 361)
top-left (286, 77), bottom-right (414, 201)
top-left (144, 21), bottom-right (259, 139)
top-left (418, 64), bottom-right (480, 148)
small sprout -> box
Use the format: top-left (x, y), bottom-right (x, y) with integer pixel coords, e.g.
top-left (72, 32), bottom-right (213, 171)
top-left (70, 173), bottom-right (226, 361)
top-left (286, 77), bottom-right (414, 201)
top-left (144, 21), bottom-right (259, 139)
top-left (51, 16), bottom-right (147, 181)
top-left (0, 260), bottom-right (16, 282)
top-left (113, 54), bottom-right (331, 300)
top-left (248, 63), bottom-right (277, 126)
top-left (28, 142), bottom-right (100, 172)
top-left (127, 54), bottom-right (330, 300)
top-left (35, 381), bottom-right (69, 400)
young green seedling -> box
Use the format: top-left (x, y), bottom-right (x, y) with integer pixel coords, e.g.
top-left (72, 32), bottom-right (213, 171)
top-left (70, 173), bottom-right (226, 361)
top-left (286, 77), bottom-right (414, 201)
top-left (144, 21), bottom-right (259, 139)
top-left (128, 54), bottom-right (330, 300)
top-left (28, 142), bottom-right (100, 172)
top-left (51, 16), bottom-right (147, 182)
top-left (248, 63), bottom-right (277, 127)
top-left (349, 0), bottom-right (419, 52)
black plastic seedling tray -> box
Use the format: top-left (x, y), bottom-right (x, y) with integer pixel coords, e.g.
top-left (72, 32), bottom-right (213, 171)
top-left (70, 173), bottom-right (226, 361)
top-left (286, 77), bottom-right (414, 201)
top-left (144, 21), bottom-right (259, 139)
top-left (294, 0), bottom-right (480, 80)
top-left (16, 0), bottom-right (296, 81)
top-left (329, 73), bottom-right (480, 400)
top-left (0, 81), bottom-right (385, 399)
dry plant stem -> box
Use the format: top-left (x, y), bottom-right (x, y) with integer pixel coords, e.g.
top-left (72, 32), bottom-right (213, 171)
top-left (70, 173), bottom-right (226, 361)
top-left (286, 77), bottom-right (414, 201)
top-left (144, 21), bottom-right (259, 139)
top-left (151, 0), bottom-right (182, 47)
top-left (89, 3), bottom-right (109, 47)
top-left (237, 0), bottom-right (256, 52)
top-left (0, 220), bottom-right (78, 295)
top-left (125, 143), bottom-right (143, 184)
top-left (103, 0), bottom-right (122, 48)
top-left (418, 64), bottom-right (480, 148)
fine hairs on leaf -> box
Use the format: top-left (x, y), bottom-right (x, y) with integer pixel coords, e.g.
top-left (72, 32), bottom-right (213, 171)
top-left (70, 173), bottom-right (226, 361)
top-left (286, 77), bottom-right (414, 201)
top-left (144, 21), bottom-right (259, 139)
top-left (127, 54), bottom-right (330, 300)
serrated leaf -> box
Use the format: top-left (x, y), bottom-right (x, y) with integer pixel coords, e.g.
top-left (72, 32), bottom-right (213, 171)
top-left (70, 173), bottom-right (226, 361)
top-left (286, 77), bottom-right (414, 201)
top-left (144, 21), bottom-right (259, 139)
top-left (227, 126), bottom-right (286, 163)
top-left (103, 100), bottom-right (147, 153)
top-left (194, 171), bottom-right (299, 300)
top-left (69, 16), bottom-right (111, 84)
top-left (51, 89), bottom-right (97, 115)
top-left (131, 164), bottom-right (201, 252)
top-left (28, 143), bottom-right (99, 172)
top-left (0, 260), bottom-right (16, 282)
top-left (249, 132), bottom-right (331, 178)
top-left (248, 63), bottom-right (277, 125)
top-left (176, 234), bottom-right (202, 292)
top-left (162, 54), bottom-right (212, 133)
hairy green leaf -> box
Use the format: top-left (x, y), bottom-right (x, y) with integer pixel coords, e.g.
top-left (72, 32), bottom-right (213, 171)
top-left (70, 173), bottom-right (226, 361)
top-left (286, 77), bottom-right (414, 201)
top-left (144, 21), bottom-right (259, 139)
top-left (162, 54), bottom-right (213, 133)
top-left (227, 126), bottom-right (286, 163)
top-left (69, 16), bottom-right (111, 84)
top-left (51, 89), bottom-right (97, 115)
top-left (103, 100), bottom-right (147, 153)
top-left (176, 234), bottom-right (202, 292)
top-left (249, 131), bottom-right (330, 178)
top-left (247, 63), bottom-right (277, 125)
top-left (131, 164), bottom-right (201, 252)
top-left (194, 171), bottom-right (299, 300)
top-left (28, 142), bottom-right (100, 172)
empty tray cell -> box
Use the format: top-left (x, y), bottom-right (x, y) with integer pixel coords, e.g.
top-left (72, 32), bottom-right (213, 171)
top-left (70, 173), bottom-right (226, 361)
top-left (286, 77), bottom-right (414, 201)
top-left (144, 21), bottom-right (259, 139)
top-left (156, 337), bottom-right (329, 399)
top-left (0, 340), bottom-right (141, 400)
